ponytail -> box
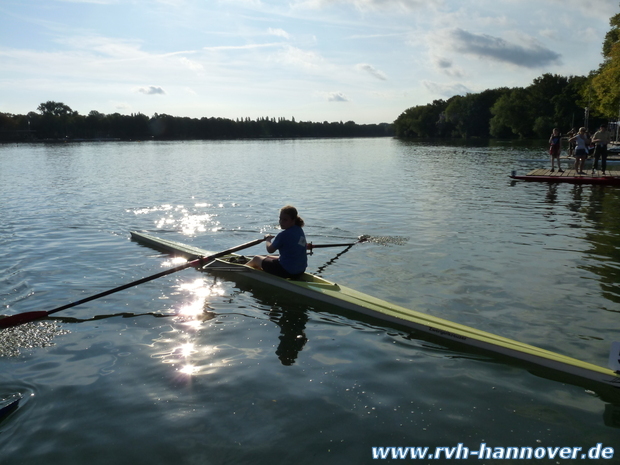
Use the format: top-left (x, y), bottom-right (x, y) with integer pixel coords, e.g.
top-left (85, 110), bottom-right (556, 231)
top-left (281, 205), bottom-right (304, 227)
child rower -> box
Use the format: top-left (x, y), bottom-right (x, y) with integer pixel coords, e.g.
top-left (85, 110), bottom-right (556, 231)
top-left (246, 205), bottom-right (307, 279)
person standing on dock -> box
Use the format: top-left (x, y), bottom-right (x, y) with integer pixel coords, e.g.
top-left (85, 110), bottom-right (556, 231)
top-left (246, 205), bottom-right (308, 279)
top-left (548, 128), bottom-right (564, 172)
top-left (567, 128), bottom-right (577, 156)
top-left (569, 127), bottom-right (590, 175)
top-left (591, 123), bottom-right (611, 175)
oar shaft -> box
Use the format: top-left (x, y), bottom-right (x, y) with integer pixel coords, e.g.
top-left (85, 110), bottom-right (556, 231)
top-left (0, 237), bottom-right (266, 329)
top-left (307, 242), bottom-right (357, 249)
top-left (306, 237), bottom-right (366, 251)
top-left (47, 259), bottom-right (199, 316)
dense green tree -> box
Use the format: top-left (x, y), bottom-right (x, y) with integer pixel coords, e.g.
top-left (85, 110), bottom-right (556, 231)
top-left (591, 42), bottom-right (620, 118)
top-left (0, 102), bottom-right (392, 141)
top-left (393, 100), bottom-right (448, 138)
top-left (550, 75), bottom-right (589, 130)
top-left (526, 74), bottom-right (568, 120)
top-left (489, 88), bottom-right (532, 138)
top-left (602, 12), bottom-right (620, 59)
top-left (444, 88), bottom-right (510, 138)
top-left (588, 9), bottom-right (620, 118)
top-left (37, 101), bottom-right (74, 116)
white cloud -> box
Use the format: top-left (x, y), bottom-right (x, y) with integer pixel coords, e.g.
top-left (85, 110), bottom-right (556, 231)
top-left (203, 43), bottom-right (282, 51)
top-left (136, 86), bottom-right (166, 95)
top-left (268, 28), bottom-right (290, 39)
top-left (57, 0), bottom-right (118, 3)
top-left (179, 57), bottom-right (203, 71)
top-left (292, 0), bottom-right (431, 12)
top-left (423, 81), bottom-right (472, 98)
top-left (546, 0), bottom-right (618, 20)
top-left (274, 45), bottom-right (325, 69)
top-left (539, 29), bottom-right (558, 41)
top-left (113, 101), bottom-right (132, 111)
top-left (356, 63), bottom-right (387, 80)
top-left (326, 91), bottom-right (349, 102)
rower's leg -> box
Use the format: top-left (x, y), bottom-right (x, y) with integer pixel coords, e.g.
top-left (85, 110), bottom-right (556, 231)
top-left (246, 256), bottom-right (265, 269)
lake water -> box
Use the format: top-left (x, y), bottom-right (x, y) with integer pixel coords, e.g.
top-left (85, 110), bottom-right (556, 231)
top-left (1, 138), bottom-right (619, 464)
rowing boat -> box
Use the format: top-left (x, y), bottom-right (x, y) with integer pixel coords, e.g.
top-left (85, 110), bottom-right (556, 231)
top-left (0, 394), bottom-right (20, 423)
top-left (130, 231), bottom-right (620, 389)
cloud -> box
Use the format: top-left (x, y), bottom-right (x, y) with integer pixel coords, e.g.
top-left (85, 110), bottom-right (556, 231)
top-left (431, 56), bottom-right (464, 78)
top-left (136, 86), bottom-right (166, 95)
top-left (356, 63), bottom-right (387, 80)
top-left (268, 28), bottom-right (290, 39)
top-left (446, 28), bottom-right (562, 68)
top-left (57, 0), bottom-right (118, 3)
top-left (203, 43), bottom-right (282, 51)
top-left (547, 0), bottom-right (618, 20)
top-left (327, 92), bottom-right (348, 102)
top-left (274, 45), bottom-right (324, 69)
top-left (179, 57), bottom-right (203, 71)
top-left (293, 0), bottom-right (429, 12)
top-left (423, 81), bottom-right (472, 98)
top-left (114, 102), bottom-right (131, 111)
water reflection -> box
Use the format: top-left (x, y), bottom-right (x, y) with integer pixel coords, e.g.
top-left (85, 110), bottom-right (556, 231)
top-left (544, 184), bottom-right (558, 204)
top-left (149, 275), bottom-right (224, 377)
top-left (150, 270), bottom-right (311, 372)
top-left (129, 203), bottom-right (221, 235)
top-left (268, 306), bottom-right (308, 366)
top-left (576, 187), bottom-right (620, 304)
top-left (535, 182), bottom-right (620, 304)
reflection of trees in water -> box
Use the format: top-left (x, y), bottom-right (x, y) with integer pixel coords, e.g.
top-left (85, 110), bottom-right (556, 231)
top-left (571, 186), bottom-right (620, 304)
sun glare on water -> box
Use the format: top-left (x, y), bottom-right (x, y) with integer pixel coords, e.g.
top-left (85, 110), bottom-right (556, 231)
top-left (152, 277), bottom-right (228, 378)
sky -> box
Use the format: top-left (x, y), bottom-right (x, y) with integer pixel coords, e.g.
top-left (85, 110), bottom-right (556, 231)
top-left (1, 0), bottom-right (618, 124)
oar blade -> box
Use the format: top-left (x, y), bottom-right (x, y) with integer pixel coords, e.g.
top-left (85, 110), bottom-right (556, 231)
top-left (0, 311), bottom-right (50, 329)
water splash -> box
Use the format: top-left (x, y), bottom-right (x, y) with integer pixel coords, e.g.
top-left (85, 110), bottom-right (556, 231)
top-left (359, 235), bottom-right (409, 246)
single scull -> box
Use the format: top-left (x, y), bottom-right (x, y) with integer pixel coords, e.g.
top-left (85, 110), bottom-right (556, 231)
top-left (131, 231), bottom-right (620, 389)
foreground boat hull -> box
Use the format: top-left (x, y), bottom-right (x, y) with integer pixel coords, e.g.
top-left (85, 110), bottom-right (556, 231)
top-left (131, 231), bottom-right (620, 390)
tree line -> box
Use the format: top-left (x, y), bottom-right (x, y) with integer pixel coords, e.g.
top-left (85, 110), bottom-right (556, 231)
top-left (394, 9), bottom-right (620, 140)
top-left (0, 103), bottom-right (393, 142)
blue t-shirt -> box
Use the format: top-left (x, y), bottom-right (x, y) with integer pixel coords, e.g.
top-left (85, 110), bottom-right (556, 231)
top-left (271, 225), bottom-right (307, 274)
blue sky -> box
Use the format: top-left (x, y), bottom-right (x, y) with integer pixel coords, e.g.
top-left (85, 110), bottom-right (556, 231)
top-left (1, 0), bottom-right (618, 124)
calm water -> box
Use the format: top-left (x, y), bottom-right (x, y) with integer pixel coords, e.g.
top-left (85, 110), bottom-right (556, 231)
top-left (1, 139), bottom-right (620, 464)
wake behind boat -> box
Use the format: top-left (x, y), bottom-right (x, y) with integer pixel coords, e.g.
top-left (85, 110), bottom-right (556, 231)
top-left (130, 231), bottom-right (620, 390)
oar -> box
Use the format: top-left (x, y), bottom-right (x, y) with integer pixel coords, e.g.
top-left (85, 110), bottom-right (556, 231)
top-left (0, 237), bottom-right (266, 329)
top-left (306, 236), bottom-right (367, 252)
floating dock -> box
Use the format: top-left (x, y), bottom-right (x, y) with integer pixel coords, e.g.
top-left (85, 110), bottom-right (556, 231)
top-left (511, 168), bottom-right (620, 186)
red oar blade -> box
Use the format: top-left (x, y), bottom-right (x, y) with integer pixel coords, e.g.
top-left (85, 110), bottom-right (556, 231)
top-left (0, 311), bottom-right (50, 329)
